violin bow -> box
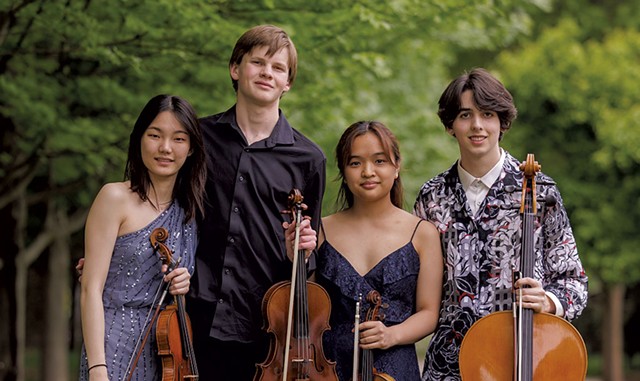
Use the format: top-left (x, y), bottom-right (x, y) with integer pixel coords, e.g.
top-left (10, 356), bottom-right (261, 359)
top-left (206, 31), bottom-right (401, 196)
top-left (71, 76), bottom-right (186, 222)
top-left (352, 294), bottom-right (362, 381)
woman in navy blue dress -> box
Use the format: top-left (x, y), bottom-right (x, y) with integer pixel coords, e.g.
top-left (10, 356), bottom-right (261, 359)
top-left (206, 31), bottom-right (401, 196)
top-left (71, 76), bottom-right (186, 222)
top-left (315, 121), bottom-right (443, 380)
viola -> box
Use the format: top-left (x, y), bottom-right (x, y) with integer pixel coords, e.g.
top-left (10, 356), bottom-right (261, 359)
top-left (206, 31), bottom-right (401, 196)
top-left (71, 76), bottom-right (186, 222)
top-left (458, 154), bottom-right (587, 381)
top-left (352, 291), bottom-right (395, 381)
top-left (151, 227), bottom-right (199, 381)
top-left (255, 189), bottom-right (338, 381)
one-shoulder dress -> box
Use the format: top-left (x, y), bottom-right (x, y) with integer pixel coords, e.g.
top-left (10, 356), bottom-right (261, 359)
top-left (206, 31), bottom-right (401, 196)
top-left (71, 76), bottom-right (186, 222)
top-left (79, 202), bottom-right (197, 381)
top-left (316, 221), bottom-right (423, 381)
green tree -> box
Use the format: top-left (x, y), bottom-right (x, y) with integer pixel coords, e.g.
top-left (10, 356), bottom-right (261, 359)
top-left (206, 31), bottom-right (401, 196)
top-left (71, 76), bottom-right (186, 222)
top-left (497, 18), bottom-right (640, 381)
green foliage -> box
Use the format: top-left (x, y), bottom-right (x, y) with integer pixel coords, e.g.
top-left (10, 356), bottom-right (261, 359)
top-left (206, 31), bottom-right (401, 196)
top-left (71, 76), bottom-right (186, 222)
top-left (497, 18), bottom-right (640, 284)
top-left (1, 0), bottom-right (547, 216)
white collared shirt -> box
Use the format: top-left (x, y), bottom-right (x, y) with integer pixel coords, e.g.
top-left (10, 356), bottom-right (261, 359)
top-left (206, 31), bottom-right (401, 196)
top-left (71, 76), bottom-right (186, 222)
top-left (458, 149), bottom-right (505, 215)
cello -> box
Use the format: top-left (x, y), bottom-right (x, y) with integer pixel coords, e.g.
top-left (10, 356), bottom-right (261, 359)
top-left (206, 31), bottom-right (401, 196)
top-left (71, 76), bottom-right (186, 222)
top-left (151, 227), bottom-right (199, 380)
top-left (458, 154), bottom-right (587, 381)
top-left (255, 189), bottom-right (338, 381)
top-left (351, 291), bottom-right (395, 381)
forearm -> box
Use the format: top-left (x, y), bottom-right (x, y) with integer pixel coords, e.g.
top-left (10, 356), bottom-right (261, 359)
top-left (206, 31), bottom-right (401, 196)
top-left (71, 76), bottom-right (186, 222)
top-left (81, 287), bottom-right (107, 366)
top-left (543, 189), bottom-right (588, 320)
top-left (388, 309), bottom-right (439, 347)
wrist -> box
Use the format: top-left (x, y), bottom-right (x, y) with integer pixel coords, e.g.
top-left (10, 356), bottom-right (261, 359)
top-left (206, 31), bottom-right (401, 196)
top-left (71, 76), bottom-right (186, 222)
top-left (545, 291), bottom-right (564, 317)
top-left (88, 363), bottom-right (107, 373)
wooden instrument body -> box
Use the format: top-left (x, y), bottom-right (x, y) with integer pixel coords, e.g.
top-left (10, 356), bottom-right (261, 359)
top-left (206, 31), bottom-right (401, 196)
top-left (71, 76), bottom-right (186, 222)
top-left (156, 302), bottom-right (198, 380)
top-left (459, 311), bottom-right (587, 381)
top-left (255, 280), bottom-right (337, 381)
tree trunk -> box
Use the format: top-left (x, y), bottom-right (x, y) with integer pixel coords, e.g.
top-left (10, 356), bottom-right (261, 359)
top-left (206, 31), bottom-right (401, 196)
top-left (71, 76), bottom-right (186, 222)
top-left (0, 203), bottom-right (19, 381)
top-left (602, 283), bottom-right (626, 381)
top-left (43, 208), bottom-right (70, 381)
top-left (14, 195), bottom-right (28, 381)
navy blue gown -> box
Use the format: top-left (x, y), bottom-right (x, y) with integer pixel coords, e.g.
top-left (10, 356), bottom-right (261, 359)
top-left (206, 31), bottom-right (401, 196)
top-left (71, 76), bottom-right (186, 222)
top-left (316, 221), bottom-right (423, 381)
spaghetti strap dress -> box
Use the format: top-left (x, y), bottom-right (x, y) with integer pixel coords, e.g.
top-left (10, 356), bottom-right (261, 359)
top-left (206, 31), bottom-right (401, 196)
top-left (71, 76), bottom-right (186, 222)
top-left (316, 220), bottom-right (424, 381)
top-left (78, 202), bottom-right (197, 381)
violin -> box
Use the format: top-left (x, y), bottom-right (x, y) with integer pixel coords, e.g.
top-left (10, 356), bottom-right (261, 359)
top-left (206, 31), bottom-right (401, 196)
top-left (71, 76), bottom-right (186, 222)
top-left (151, 227), bottom-right (199, 381)
top-left (352, 291), bottom-right (395, 381)
top-left (255, 189), bottom-right (338, 381)
top-left (458, 154), bottom-right (587, 380)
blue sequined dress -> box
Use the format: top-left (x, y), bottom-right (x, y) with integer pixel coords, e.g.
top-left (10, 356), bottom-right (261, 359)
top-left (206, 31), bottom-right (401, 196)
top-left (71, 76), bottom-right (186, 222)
top-left (79, 202), bottom-right (197, 381)
top-left (316, 221), bottom-right (423, 381)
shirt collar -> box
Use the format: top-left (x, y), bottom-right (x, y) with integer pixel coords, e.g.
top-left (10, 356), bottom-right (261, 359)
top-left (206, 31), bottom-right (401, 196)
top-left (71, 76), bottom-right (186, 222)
top-left (458, 149), bottom-right (505, 191)
top-left (218, 105), bottom-right (295, 147)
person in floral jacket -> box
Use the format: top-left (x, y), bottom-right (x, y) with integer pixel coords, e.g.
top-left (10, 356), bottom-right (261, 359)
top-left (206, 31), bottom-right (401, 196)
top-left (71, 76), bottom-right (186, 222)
top-left (415, 68), bottom-right (588, 381)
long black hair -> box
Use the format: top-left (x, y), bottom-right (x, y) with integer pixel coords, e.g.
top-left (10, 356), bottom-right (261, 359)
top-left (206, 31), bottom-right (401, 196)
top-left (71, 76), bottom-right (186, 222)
top-left (124, 94), bottom-right (206, 222)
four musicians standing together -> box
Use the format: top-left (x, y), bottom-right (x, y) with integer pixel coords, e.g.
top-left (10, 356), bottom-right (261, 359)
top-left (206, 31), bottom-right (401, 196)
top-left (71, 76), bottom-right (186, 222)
top-left (79, 25), bottom-right (588, 381)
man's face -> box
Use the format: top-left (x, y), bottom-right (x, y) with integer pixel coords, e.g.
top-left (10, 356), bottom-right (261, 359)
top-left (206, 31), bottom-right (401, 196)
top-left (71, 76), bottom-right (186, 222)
top-left (449, 90), bottom-right (502, 166)
top-left (230, 45), bottom-right (291, 106)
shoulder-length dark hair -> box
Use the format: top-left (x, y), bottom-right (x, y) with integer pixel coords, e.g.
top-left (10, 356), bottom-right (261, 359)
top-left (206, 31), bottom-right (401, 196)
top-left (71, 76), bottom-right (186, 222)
top-left (125, 94), bottom-right (206, 223)
top-left (437, 68), bottom-right (518, 139)
top-left (335, 121), bottom-right (403, 210)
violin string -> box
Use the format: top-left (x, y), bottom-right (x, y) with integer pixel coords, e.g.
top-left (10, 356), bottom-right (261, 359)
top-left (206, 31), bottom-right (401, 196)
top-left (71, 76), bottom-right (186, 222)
top-left (294, 207), bottom-right (306, 379)
top-left (299, 237), bottom-right (309, 378)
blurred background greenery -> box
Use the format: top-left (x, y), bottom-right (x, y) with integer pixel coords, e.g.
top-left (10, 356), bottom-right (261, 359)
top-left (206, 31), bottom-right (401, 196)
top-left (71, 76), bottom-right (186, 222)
top-left (1, 0), bottom-right (639, 380)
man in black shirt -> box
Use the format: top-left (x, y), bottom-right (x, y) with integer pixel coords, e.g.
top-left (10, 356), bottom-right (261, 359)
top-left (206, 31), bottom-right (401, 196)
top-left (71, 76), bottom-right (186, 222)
top-left (186, 25), bottom-right (326, 381)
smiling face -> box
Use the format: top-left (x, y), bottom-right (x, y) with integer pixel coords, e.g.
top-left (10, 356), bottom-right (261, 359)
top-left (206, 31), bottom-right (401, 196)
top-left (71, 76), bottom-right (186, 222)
top-left (343, 132), bottom-right (399, 206)
top-left (230, 45), bottom-right (292, 107)
top-left (450, 90), bottom-right (502, 170)
top-left (141, 111), bottom-right (191, 182)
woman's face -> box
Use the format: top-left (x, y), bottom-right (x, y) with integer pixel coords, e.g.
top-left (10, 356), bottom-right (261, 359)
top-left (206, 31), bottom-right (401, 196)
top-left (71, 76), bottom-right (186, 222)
top-left (141, 111), bottom-right (191, 181)
top-left (343, 132), bottom-right (398, 205)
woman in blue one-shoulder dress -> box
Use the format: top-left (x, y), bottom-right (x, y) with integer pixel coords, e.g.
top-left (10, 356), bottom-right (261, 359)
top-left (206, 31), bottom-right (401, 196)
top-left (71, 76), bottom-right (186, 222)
top-left (315, 121), bottom-right (443, 381)
top-left (78, 94), bottom-right (206, 381)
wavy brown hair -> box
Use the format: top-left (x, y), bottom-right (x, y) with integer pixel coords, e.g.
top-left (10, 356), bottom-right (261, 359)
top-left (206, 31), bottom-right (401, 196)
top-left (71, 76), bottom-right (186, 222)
top-left (437, 68), bottom-right (517, 140)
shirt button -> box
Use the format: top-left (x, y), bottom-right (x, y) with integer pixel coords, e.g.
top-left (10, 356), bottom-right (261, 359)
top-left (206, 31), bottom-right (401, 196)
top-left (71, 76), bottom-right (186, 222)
top-left (224, 268), bottom-right (231, 275)
top-left (218, 299), bottom-right (224, 304)
top-left (229, 237), bottom-right (235, 244)
top-left (239, 175), bottom-right (245, 182)
top-left (233, 207), bottom-right (239, 213)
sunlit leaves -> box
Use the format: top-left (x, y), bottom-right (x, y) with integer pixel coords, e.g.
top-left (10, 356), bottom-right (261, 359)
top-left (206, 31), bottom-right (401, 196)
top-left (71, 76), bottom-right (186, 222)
top-left (497, 18), bottom-right (640, 284)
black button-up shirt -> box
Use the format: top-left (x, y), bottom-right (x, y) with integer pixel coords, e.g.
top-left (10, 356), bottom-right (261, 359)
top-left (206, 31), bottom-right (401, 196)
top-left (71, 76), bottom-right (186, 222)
top-left (190, 106), bottom-right (326, 343)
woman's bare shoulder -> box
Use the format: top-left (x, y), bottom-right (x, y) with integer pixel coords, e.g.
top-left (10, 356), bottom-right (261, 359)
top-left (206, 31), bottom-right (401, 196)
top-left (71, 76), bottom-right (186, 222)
top-left (90, 182), bottom-right (137, 216)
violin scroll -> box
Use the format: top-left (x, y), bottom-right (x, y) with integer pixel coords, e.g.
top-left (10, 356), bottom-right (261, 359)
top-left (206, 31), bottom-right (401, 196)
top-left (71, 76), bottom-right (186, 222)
top-left (281, 188), bottom-right (309, 224)
top-left (151, 227), bottom-right (176, 271)
top-left (365, 290), bottom-right (388, 323)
